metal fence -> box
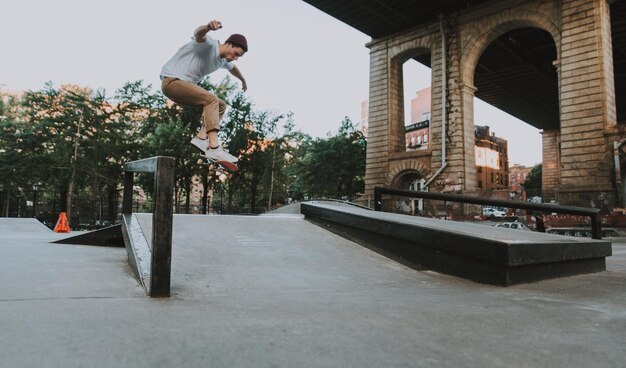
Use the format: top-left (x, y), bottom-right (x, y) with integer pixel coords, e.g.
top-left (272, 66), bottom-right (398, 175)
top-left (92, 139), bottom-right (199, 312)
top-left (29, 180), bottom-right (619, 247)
top-left (374, 186), bottom-right (603, 239)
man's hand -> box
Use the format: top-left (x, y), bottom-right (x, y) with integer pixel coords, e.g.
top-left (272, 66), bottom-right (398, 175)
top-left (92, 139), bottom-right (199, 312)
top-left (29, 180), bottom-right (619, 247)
top-left (207, 20), bottom-right (222, 31)
top-left (241, 81), bottom-right (248, 92)
top-left (195, 20), bottom-right (222, 42)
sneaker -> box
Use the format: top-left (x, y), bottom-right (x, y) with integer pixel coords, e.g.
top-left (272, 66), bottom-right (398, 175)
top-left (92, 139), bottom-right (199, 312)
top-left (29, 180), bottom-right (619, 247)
top-left (190, 136), bottom-right (209, 153)
top-left (205, 145), bottom-right (239, 164)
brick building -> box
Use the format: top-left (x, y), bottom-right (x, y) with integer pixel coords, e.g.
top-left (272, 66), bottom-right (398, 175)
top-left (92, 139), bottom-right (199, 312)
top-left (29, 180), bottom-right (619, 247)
top-left (509, 164), bottom-right (532, 201)
top-left (405, 87), bottom-right (431, 151)
top-left (475, 126), bottom-right (509, 191)
top-left (405, 120), bottom-right (430, 151)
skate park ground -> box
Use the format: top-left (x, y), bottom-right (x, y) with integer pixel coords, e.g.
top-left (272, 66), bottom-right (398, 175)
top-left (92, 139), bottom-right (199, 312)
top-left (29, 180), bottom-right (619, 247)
top-left (1, 203), bottom-right (625, 368)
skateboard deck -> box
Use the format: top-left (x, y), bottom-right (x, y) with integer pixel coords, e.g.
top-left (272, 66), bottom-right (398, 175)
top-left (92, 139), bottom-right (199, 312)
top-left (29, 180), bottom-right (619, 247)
top-left (197, 154), bottom-right (239, 172)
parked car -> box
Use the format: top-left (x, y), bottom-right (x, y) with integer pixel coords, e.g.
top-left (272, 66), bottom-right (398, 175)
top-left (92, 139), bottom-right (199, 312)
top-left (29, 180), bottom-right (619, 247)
top-left (483, 207), bottom-right (507, 218)
top-left (495, 222), bottom-right (531, 231)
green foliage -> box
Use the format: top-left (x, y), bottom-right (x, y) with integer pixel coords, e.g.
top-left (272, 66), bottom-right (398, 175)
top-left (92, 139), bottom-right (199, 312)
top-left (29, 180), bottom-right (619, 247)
top-left (290, 117), bottom-right (366, 200)
top-left (0, 79), bottom-right (367, 222)
top-left (524, 164), bottom-right (542, 198)
top-left (0, 95), bottom-right (33, 189)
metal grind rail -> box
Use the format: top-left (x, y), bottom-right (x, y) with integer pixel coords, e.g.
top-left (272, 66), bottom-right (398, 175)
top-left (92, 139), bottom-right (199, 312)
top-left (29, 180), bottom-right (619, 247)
top-left (374, 186), bottom-right (602, 240)
top-left (123, 156), bottom-right (175, 297)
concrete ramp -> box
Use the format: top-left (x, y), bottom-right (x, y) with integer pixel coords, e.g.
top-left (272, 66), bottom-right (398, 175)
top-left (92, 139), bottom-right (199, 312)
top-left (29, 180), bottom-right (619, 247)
top-left (123, 200), bottom-right (613, 293)
top-left (0, 218), bottom-right (53, 241)
top-left (52, 224), bottom-right (124, 247)
top-left (131, 212), bottom-right (413, 295)
top-left (0, 218), bottom-right (51, 233)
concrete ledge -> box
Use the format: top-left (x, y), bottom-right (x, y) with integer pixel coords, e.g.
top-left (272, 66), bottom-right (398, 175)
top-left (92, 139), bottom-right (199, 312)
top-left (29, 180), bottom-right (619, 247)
top-left (301, 202), bottom-right (613, 286)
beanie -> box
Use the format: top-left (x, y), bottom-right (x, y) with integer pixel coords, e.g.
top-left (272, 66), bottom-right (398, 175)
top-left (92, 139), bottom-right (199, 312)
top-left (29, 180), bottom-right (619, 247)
top-left (225, 34), bottom-right (248, 52)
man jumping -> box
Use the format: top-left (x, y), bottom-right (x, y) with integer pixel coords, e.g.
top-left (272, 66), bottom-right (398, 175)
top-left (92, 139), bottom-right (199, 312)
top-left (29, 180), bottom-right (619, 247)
top-left (160, 20), bottom-right (248, 171)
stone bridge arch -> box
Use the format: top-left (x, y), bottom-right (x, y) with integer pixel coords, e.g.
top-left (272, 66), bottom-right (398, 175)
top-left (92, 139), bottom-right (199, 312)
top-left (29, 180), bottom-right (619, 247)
top-left (385, 162), bottom-right (430, 215)
top-left (388, 45), bottom-right (434, 154)
top-left (460, 11), bottom-right (561, 85)
top-left (358, 0), bottom-right (623, 209)
top-left (387, 160), bottom-right (430, 188)
top-left (455, 9), bottom-right (562, 199)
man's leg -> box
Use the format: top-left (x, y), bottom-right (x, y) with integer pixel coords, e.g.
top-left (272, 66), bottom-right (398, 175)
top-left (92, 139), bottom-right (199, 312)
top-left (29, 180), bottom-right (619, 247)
top-left (161, 78), bottom-right (237, 167)
top-left (161, 77), bottom-right (224, 146)
top-left (205, 100), bottom-right (227, 148)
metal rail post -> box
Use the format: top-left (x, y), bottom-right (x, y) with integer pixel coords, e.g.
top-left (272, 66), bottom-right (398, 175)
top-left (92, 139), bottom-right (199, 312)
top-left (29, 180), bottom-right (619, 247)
top-left (123, 156), bottom-right (175, 297)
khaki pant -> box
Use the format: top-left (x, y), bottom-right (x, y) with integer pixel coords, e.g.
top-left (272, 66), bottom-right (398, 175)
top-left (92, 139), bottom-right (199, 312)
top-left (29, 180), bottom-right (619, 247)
top-left (161, 77), bottom-right (226, 132)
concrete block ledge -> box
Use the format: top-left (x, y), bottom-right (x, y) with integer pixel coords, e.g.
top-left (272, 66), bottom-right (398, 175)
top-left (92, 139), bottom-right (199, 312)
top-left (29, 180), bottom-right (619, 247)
top-left (300, 202), bottom-right (613, 286)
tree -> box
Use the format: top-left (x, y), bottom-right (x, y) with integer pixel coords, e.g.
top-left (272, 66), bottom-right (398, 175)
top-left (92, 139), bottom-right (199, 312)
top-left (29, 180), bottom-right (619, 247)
top-left (291, 117), bottom-right (366, 200)
top-left (0, 92), bottom-right (37, 216)
top-left (2, 77), bottom-right (369, 223)
top-left (218, 84), bottom-right (253, 212)
top-left (116, 79), bottom-right (210, 214)
top-left (263, 116), bottom-right (298, 210)
top-left (524, 164), bottom-right (542, 199)
top-left (235, 110), bottom-right (287, 213)
top-left (6, 82), bottom-right (147, 223)
top-left (19, 84), bottom-right (108, 221)
top-left (218, 86), bottom-right (300, 213)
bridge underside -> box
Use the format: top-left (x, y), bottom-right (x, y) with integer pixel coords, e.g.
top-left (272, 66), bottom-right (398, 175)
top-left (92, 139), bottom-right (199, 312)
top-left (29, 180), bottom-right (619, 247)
top-left (304, 0), bottom-right (626, 128)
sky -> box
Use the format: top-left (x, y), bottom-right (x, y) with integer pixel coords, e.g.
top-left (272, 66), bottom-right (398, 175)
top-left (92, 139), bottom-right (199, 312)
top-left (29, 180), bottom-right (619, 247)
top-left (0, 0), bottom-right (541, 166)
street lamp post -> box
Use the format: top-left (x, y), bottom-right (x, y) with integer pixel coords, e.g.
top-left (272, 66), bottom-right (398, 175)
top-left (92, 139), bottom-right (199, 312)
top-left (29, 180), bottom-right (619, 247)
top-left (1, 184), bottom-right (9, 217)
top-left (32, 183), bottom-right (40, 218)
top-left (218, 172), bottom-right (227, 214)
top-left (0, 184), bottom-right (4, 218)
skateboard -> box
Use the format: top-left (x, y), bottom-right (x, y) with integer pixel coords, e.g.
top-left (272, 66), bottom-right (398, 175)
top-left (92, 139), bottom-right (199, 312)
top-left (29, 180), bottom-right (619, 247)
top-left (190, 137), bottom-right (238, 172)
top-left (196, 154), bottom-right (239, 172)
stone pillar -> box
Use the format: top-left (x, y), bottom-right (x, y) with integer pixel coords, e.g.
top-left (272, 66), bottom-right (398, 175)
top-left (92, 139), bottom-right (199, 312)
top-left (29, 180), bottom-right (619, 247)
top-left (542, 129), bottom-right (560, 202)
top-left (388, 55), bottom-right (406, 154)
top-left (364, 43), bottom-right (390, 198)
top-left (459, 84), bottom-right (478, 193)
top-left (428, 19), bottom-right (478, 194)
top-left (427, 30), bottom-right (446, 189)
top-left (559, 0), bottom-right (616, 198)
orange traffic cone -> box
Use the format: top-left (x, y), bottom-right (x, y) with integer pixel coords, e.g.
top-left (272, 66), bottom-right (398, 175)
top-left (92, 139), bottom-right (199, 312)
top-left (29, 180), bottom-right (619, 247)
top-left (53, 212), bottom-right (71, 233)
